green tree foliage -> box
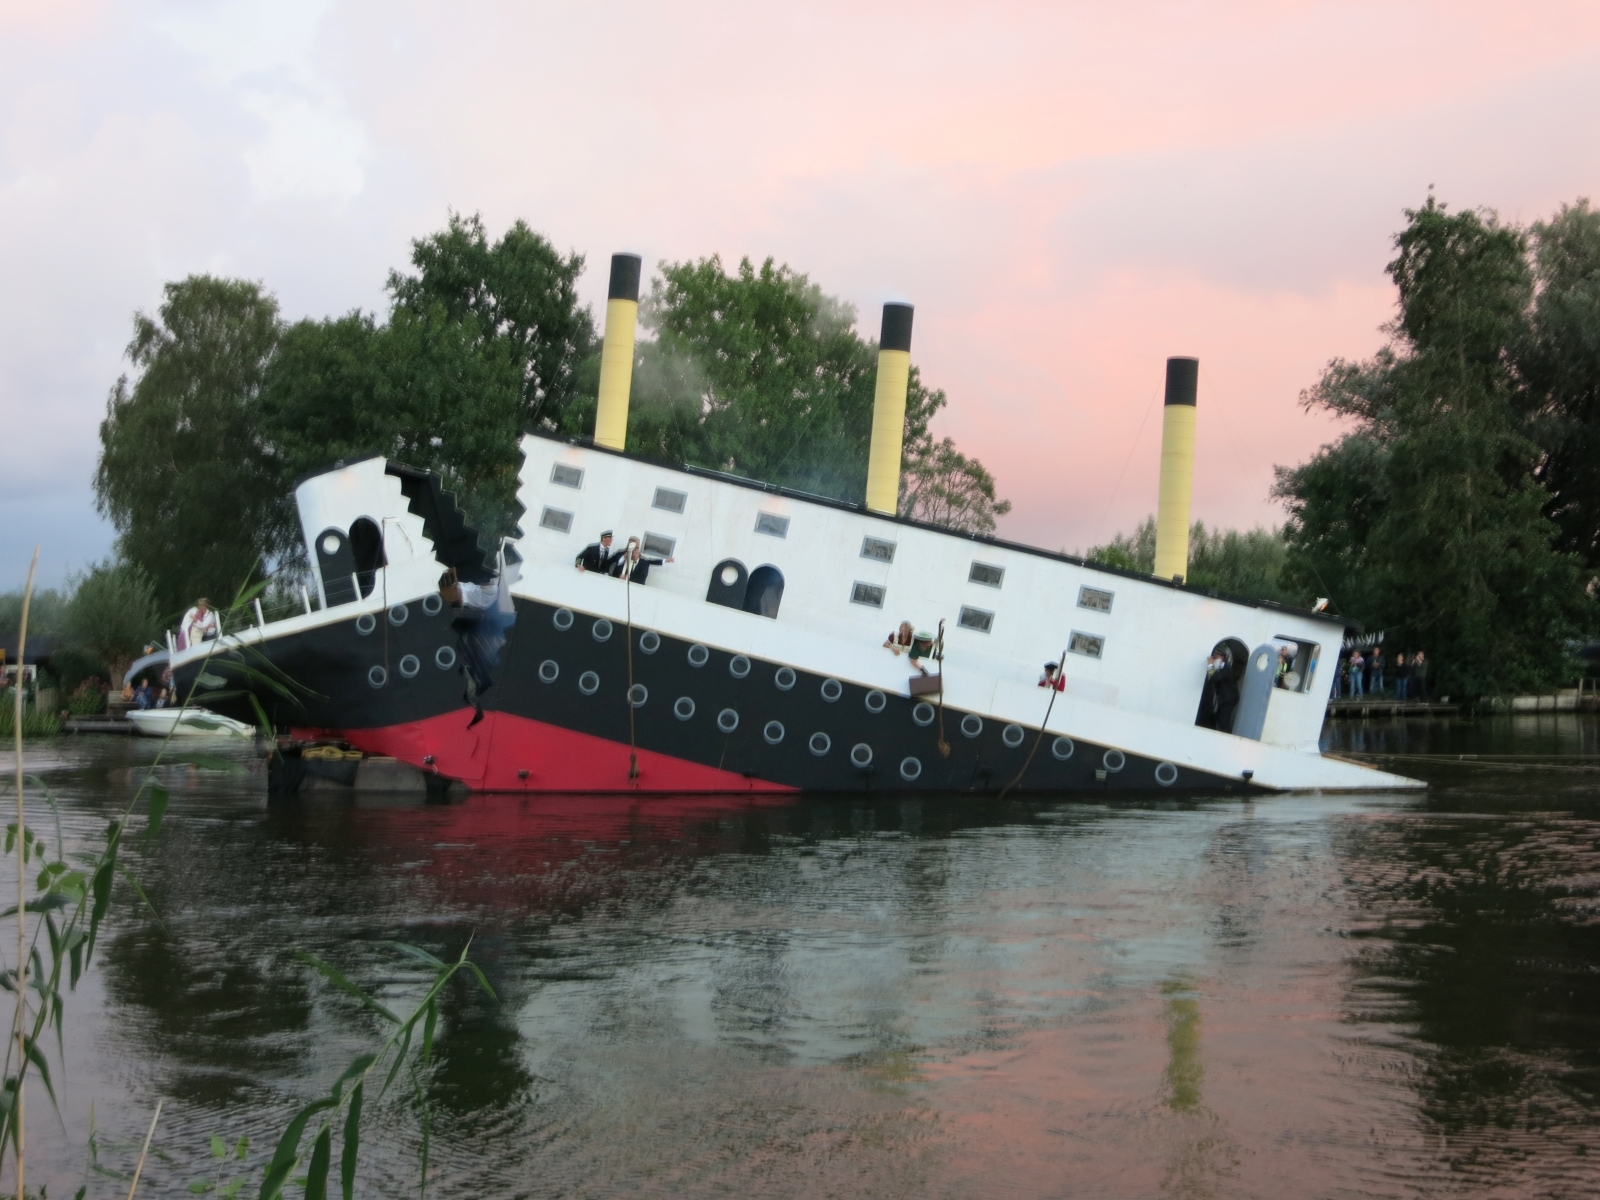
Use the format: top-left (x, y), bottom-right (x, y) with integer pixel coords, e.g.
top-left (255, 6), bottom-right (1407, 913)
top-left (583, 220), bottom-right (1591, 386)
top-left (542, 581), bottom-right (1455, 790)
top-left (1086, 516), bottom-right (1290, 602)
top-left (63, 559), bottom-right (161, 681)
top-left (96, 276), bottom-right (287, 616)
top-left (262, 214), bottom-right (596, 541)
top-left (623, 255), bottom-right (1009, 527)
top-left (0, 588), bottom-right (69, 637)
top-left (1275, 197), bottom-right (1594, 698)
top-left (387, 212), bottom-right (598, 433)
top-left (1519, 200), bottom-right (1600, 568)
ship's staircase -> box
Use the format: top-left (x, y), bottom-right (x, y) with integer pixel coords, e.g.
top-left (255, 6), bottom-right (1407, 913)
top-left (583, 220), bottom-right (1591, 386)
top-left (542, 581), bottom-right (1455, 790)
top-left (384, 462), bottom-right (495, 584)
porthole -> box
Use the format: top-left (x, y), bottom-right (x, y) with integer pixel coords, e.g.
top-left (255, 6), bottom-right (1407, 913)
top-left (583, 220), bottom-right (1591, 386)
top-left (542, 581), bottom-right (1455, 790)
top-left (688, 643), bottom-right (710, 668)
top-left (434, 646), bottom-right (456, 670)
top-left (960, 713), bottom-right (983, 739)
top-left (639, 630), bottom-right (660, 654)
top-left (592, 618), bottom-right (613, 642)
top-left (538, 659), bottom-right (559, 684)
top-left (730, 655), bottom-right (751, 679)
top-left (820, 678), bottom-right (843, 703)
top-left (719, 563), bottom-right (740, 586)
top-left (763, 720), bottom-right (785, 745)
top-left (628, 684), bottom-right (649, 708)
top-left (809, 732), bottom-right (831, 756)
top-left (674, 696), bottom-right (696, 721)
top-left (398, 654), bottom-right (420, 679)
top-left (578, 671), bottom-right (600, 696)
top-left (717, 708), bottom-right (739, 733)
top-left (1002, 723), bottom-right (1026, 748)
top-left (850, 743), bottom-right (874, 769)
top-left (553, 608), bottom-right (574, 631)
top-left (367, 665), bottom-right (387, 689)
top-left (355, 613), bottom-right (376, 636)
top-left (1051, 736), bottom-right (1075, 761)
top-left (388, 604), bottom-right (408, 626)
top-left (774, 667), bottom-right (797, 691)
top-left (1103, 749), bottom-right (1126, 773)
top-left (912, 702), bottom-right (935, 727)
top-left (864, 689), bottom-right (887, 714)
top-left (422, 594), bottom-right (443, 616)
top-left (321, 533), bottom-right (340, 555)
top-left (899, 756), bottom-right (922, 782)
top-left (1155, 761), bottom-right (1179, 787)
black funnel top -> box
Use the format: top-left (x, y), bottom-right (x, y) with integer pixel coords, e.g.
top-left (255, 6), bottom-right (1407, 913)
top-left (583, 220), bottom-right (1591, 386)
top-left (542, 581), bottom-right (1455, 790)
top-left (608, 253), bottom-right (642, 302)
top-left (880, 303), bottom-right (914, 353)
top-left (1164, 357), bottom-right (1198, 406)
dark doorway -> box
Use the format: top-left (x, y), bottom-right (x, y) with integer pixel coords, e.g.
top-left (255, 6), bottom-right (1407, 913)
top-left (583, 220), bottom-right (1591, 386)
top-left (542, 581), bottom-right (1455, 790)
top-left (349, 517), bottom-right (387, 599)
top-left (707, 559), bottom-right (748, 609)
top-left (742, 565), bottom-right (785, 618)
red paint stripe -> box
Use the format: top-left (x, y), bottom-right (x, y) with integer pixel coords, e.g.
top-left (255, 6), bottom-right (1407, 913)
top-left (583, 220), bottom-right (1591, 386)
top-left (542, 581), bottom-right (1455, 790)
top-left (334, 709), bottom-right (797, 794)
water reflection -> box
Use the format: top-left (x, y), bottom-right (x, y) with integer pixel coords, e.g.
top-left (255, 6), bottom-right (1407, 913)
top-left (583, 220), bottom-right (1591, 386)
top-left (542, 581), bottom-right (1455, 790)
top-left (13, 731), bottom-right (1600, 1197)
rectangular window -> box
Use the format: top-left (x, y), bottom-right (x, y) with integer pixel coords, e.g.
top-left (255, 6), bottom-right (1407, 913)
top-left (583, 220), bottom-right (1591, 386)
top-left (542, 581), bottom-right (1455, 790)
top-left (850, 581), bottom-right (885, 608)
top-left (957, 606), bottom-right (993, 633)
top-left (539, 507), bottom-right (573, 534)
top-left (755, 512), bottom-right (790, 538)
top-left (641, 532), bottom-right (675, 559)
top-left (969, 562), bottom-right (1004, 588)
top-left (550, 463), bottom-right (584, 489)
top-left (860, 536), bottom-right (896, 563)
top-left (1078, 586), bottom-right (1114, 613)
top-left (1068, 631), bottom-right (1104, 659)
top-left (652, 487), bottom-right (687, 513)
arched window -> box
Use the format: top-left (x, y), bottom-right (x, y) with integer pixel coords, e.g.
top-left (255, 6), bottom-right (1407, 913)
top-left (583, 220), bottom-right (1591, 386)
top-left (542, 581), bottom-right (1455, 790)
top-left (743, 565), bottom-right (784, 618)
top-left (349, 517), bottom-right (387, 599)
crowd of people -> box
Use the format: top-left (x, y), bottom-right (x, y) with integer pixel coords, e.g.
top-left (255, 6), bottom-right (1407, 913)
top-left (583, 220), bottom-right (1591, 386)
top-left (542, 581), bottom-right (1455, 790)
top-left (1336, 646), bottom-right (1428, 699)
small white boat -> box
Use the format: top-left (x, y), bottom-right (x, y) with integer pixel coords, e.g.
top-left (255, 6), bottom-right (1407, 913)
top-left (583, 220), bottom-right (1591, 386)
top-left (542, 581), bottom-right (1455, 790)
top-left (126, 707), bottom-right (255, 739)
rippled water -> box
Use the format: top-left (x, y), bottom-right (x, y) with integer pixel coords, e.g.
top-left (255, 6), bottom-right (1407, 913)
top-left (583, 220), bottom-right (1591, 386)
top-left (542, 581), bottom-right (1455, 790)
top-left (10, 716), bottom-right (1600, 1197)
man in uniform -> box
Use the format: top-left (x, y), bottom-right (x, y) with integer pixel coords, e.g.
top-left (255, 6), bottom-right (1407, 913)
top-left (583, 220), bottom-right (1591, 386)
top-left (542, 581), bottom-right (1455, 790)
top-left (576, 530), bottom-right (619, 573)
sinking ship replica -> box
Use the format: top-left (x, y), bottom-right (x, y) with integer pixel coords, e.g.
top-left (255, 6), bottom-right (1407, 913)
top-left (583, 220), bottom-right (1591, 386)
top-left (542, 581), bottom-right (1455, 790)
top-left (174, 254), bottom-right (1418, 795)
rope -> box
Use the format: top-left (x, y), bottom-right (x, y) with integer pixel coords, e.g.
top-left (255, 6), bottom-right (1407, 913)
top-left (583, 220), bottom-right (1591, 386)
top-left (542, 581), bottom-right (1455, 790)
top-left (933, 618), bottom-right (950, 758)
top-left (997, 645), bottom-right (1067, 801)
top-left (623, 538), bottom-right (640, 782)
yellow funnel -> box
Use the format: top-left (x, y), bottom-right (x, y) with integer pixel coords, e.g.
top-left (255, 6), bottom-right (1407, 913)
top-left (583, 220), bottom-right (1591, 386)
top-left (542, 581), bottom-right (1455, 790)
top-left (1153, 357), bottom-right (1198, 582)
top-left (593, 253), bottom-right (642, 451)
top-left (865, 302), bottom-right (914, 515)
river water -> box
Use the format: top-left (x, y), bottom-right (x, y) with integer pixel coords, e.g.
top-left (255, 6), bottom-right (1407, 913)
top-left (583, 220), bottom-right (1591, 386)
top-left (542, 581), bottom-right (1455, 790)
top-left (9, 715), bottom-right (1600, 1198)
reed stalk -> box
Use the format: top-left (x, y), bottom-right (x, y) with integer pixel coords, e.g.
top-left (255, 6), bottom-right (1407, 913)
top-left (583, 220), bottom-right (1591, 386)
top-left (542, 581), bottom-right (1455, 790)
top-left (11, 546), bottom-right (36, 1200)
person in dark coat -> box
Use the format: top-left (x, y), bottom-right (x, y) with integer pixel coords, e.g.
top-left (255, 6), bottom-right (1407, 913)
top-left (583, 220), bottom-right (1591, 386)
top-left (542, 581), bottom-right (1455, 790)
top-left (576, 530), bottom-right (618, 573)
top-left (1213, 649), bottom-right (1240, 733)
top-left (610, 540), bottom-right (673, 585)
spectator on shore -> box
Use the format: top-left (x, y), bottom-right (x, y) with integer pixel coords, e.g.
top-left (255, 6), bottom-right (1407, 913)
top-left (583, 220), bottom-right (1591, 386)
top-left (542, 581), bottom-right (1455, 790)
top-left (1349, 648), bottom-right (1366, 697)
top-left (1395, 653), bottom-right (1410, 701)
top-left (1412, 651), bottom-right (1428, 701)
top-left (1370, 647), bottom-right (1385, 695)
top-left (133, 678), bottom-right (153, 710)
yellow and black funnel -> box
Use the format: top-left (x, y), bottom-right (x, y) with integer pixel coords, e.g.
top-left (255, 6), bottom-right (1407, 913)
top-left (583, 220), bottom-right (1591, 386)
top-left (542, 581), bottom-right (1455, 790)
top-left (592, 252), bottom-right (642, 451)
top-left (1153, 356), bottom-right (1198, 582)
top-left (865, 302), bottom-right (914, 515)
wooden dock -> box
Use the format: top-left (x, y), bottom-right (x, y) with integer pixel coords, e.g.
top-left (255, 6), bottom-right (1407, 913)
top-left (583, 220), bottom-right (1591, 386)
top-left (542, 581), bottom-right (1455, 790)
top-left (64, 715), bottom-right (137, 735)
top-left (1325, 699), bottom-right (1459, 719)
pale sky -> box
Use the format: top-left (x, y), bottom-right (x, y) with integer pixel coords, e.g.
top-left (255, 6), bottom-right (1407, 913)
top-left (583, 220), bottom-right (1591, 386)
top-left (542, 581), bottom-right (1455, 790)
top-left (4, 0), bottom-right (1599, 589)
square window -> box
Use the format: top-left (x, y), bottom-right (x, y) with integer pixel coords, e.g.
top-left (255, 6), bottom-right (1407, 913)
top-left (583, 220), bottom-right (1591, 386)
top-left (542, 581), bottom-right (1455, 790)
top-left (1078, 586), bottom-right (1114, 613)
top-left (755, 512), bottom-right (790, 538)
top-left (539, 507), bottom-right (573, 534)
top-left (550, 463), bottom-right (584, 489)
top-left (642, 532), bottom-right (675, 558)
top-left (652, 487), bottom-right (687, 513)
top-left (860, 536), bottom-right (896, 563)
top-left (850, 581), bottom-right (885, 608)
top-left (1068, 631), bottom-right (1104, 659)
top-left (969, 562), bottom-right (1004, 588)
top-left (957, 606), bottom-right (993, 633)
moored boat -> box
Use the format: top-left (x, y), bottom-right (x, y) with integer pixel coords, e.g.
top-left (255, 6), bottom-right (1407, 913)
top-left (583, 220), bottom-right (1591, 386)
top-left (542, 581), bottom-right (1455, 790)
top-left (126, 707), bottom-right (255, 738)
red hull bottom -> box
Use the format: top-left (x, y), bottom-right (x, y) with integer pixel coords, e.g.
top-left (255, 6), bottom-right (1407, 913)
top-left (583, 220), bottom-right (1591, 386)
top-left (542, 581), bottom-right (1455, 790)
top-left (328, 709), bottom-right (797, 794)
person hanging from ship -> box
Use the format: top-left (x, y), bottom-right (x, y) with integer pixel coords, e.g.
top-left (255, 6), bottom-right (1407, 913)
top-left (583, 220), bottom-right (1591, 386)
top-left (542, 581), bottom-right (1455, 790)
top-left (440, 539), bottom-right (521, 729)
top-left (575, 530), bottom-right (621, 573)
top-left (609, 537), bottom-right (674, 585)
